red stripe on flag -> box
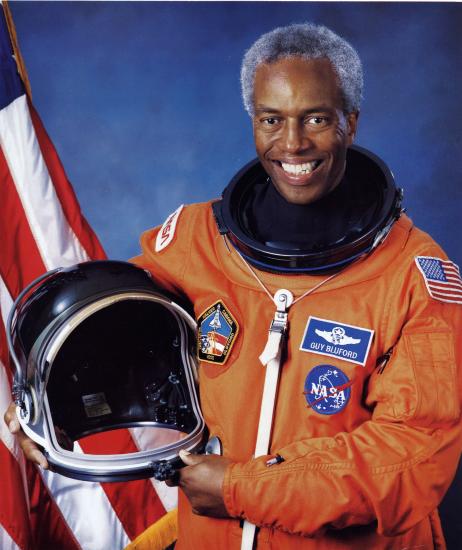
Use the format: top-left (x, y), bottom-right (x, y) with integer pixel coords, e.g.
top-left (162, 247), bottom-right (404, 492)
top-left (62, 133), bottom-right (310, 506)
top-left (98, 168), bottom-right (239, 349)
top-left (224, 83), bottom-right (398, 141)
top-left (28, 102), bottom-right (106, 262)
top-left (444, 262), bottom-right (460, 270)
top-left (0, 440), bottom-right (31, 550)
top-left (208, 331), bottom-right (228, 346)
top-left (430, 287), bottom-right (462, 295)
top-left (0, 147), bottom-right (46, 293)
top-left (431, 291), bottom-right (462, 301)
top-left (445, 282), bottom-right (462, 290)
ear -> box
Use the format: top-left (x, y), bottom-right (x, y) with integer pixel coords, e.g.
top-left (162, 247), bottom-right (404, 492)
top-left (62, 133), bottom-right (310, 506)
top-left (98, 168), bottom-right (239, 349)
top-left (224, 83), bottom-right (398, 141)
top-left (346, 111), bottom-right (359, 145)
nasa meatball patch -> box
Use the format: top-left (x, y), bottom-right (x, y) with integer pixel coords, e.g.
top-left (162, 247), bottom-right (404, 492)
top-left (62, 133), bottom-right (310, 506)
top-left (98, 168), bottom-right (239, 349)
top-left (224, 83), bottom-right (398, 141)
top-left (155, 205), bottom-right (184, 252)
top-left (300, 316), bottom-right (374, 366)
top-left (197, 301), bottom-right (239, 365)
top-left (304, 365), bottom-right (352, 415)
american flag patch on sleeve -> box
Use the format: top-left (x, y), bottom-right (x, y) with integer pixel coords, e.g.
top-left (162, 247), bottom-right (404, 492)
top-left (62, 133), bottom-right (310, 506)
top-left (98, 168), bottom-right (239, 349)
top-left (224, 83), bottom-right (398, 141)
top-left (415, 256), bottom-right (462, 305)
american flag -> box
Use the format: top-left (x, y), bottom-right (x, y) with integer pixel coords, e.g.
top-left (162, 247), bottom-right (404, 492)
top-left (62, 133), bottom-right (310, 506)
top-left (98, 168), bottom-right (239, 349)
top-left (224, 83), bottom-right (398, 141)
top-left (0, 2), bottom-right (175, 548)
top-left (415, 256), bottom-right (462, 305)
top-left (206, 331), bottom-right (228, 355)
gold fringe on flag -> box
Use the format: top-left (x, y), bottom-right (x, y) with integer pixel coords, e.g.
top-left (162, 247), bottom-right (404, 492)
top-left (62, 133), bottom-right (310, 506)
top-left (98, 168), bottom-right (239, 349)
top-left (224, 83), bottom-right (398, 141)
top-left (124, 508), bottom-right (178, 550)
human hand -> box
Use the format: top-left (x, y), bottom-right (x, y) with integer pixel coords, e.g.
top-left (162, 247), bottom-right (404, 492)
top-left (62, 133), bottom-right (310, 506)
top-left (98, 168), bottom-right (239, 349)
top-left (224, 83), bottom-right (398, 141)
top-left (3, 401), bottom-right (48, 469)
top-left (167, 450), bottom-right (232, 518)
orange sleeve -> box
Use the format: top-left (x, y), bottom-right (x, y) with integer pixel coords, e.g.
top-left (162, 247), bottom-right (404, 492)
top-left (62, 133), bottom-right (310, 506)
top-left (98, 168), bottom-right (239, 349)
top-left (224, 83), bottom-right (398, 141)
top-left (130, 204), bottom-right (199, 297)
top-left (223, 255), bottom-right (462, 538)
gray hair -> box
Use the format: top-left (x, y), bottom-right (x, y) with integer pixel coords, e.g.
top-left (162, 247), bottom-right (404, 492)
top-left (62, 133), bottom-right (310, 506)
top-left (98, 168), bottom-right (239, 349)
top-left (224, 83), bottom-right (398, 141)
top-left (241, 23), bottom-right (363, 117)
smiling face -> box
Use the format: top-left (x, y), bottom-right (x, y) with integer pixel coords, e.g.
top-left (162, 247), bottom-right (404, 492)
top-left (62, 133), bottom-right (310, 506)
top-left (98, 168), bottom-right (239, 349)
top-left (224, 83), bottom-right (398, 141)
top-left (252, 57), bottom-right (358, 205)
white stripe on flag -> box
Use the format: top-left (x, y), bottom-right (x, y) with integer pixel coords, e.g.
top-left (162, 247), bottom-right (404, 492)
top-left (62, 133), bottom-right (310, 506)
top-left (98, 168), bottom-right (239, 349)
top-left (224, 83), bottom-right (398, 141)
top-left (0, 277), bottom-right (20, 456)
top-left (0, 273), bottom-right (13, 329)
top-left (129, 427), bottom-right (179, 512)
top-left (41, 447), bottom-right (130, 550)
top-left (431, 282), bottom-right (462, 292)
top-left (0, 524), bottom-right (21, 550)
top-left (0, 95), bottom-right (90, 271)
top-left (429, 294), bottom-right (462, 304)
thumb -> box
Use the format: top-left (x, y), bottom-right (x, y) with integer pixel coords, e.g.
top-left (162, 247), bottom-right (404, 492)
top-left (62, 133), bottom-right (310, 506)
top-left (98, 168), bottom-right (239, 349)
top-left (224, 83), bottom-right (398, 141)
top-left (179, 449), bottom-right (200, 466)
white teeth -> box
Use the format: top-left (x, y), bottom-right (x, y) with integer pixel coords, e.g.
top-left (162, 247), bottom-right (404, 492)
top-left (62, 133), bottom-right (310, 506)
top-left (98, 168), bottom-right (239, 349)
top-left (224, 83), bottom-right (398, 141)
top-left (281, 161), bottom-right (319, 175)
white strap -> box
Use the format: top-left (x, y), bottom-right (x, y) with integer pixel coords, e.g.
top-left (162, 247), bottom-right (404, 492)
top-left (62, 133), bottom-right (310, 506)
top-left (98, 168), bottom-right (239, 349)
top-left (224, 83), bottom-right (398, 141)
top-left (240, 290), bottom-right (292, 550)
top-left (259, 330), bottom-right (282, 366)
top-left (241, 520), bottom-right (258, 550)
top-left (254, 356), bottom-right (281, 457)
top-left (241, 357), bottom-right (281, 550)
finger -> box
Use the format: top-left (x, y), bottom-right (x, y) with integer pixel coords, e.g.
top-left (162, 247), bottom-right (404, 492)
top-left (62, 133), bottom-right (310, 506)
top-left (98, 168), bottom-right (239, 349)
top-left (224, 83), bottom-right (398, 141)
top-left (179, 449), bottom-right (201, 466)
top-left (30, 449), bottom-right (49, 470)
top-left (4, 402), bottom-right (20, 433)
top-left (165, 477), bottom-right (178, 488)
top-left (19, 434), bottom-right (48, 469)
top-left (164, 470), bottom-right (180, 487)
top-left (4, 402), bottom-right (49, 469)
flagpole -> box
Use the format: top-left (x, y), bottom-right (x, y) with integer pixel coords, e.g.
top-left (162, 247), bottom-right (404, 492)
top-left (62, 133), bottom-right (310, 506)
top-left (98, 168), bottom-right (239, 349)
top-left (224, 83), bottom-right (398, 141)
top-left (2, 0), bottom-right (32, 98)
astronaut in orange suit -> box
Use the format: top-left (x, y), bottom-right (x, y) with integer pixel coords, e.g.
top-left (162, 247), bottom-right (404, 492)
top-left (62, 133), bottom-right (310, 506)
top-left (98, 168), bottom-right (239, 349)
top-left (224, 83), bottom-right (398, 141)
top-left (132, 24), bottom-right (462, 549)
top-left (8, 22), bottom-right (462, 550)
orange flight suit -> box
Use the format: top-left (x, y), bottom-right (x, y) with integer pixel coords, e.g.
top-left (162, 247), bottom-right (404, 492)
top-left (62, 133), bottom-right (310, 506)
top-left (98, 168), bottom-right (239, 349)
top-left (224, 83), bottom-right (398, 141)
top-left (133, 201), bottom-right (462, 549)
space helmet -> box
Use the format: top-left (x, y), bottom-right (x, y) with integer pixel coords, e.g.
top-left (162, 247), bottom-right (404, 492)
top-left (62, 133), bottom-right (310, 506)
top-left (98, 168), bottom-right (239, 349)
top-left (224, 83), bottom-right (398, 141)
top-left (7, 260), bottom-right (206, 482)
top-left (212, 145), bottom-right (403, 273)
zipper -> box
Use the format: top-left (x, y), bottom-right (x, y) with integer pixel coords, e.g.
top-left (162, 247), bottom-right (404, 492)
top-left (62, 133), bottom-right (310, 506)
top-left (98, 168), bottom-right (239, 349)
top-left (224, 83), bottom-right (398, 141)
top-left (376, 346), bottom-right (394, 374)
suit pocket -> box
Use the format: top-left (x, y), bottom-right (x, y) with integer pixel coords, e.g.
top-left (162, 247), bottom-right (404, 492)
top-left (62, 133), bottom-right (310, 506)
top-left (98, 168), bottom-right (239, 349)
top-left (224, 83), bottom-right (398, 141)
top-left (404, 331), bottom-right (459, 425)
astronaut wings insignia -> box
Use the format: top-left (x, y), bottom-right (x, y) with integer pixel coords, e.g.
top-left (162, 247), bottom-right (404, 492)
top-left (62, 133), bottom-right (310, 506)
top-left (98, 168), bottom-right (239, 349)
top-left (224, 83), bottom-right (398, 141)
top-left (301, 317), bottom-right (374, 367)
top-left (314, 327), bottom-right (361, 345)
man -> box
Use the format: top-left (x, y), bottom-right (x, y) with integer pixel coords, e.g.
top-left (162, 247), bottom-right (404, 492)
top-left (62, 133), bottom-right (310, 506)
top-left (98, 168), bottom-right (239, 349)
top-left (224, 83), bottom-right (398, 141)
top-left (6, 23), bottom-right (462, 549)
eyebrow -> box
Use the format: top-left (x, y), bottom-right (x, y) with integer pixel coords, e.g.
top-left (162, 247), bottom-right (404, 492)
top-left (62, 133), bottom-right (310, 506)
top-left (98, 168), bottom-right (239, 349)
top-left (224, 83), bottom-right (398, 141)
top-left (254, 105), bottom-right (281, 114)
top-left (254, 105), bottom-right (334, 115)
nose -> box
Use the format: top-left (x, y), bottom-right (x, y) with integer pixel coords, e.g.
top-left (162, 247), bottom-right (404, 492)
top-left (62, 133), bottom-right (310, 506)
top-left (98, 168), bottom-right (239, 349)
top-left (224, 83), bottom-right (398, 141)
top-left (280, 119), bottom-right (311, 154)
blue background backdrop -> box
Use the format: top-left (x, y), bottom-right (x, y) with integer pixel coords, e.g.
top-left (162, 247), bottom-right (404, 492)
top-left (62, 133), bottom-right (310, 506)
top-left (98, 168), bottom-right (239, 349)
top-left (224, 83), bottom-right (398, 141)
top-left (10, 1), bottom-right (462, 546)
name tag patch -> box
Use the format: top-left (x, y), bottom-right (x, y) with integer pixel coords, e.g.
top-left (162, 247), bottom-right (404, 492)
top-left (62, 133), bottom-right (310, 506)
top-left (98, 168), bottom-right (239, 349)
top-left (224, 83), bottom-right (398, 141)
top-left (197, 301), bottom-right (239, 365)
top-left (300, 316), bottom-right (374, 366)
top-left (304, 365), bottom-right (351, 415)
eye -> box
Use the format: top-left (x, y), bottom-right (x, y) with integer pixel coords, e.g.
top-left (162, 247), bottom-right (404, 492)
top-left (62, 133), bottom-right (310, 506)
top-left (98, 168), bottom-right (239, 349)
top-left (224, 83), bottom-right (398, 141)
top-left (256, 116), bottom-right (282, 132)
top-left (262, 117), bottom-right (280, 126)
top-left (306, 116), bottom-right (328, 126)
